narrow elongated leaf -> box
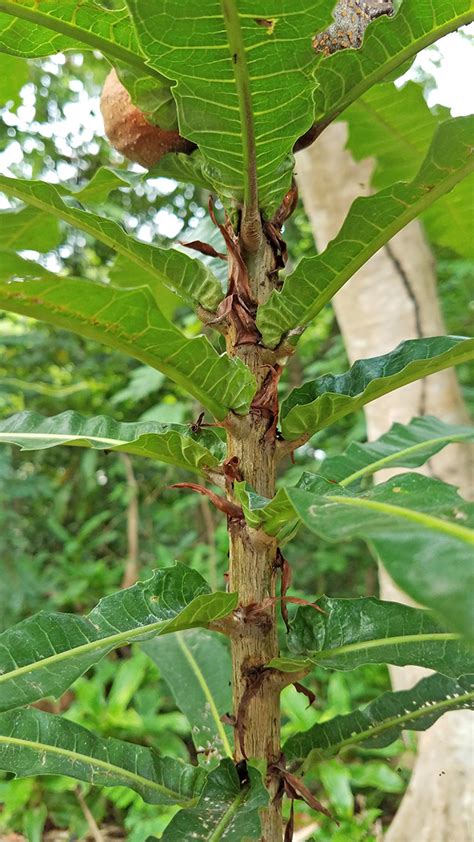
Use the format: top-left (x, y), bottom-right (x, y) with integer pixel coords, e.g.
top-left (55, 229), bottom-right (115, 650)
top-left (0, 254), bottom-right (255, 418)
top-left (0, 176), bottom-right (224, 311)
top-left (0, 410), bottom-right (226, 474)
top-left (284, 673), bottom-right (474, 762)
top-left (0, 707), bottom-right (205, 806)
top-left (126, 0), bottom-right (334, 216)
top-left (344, 81), bottom-right (474, 258)
top-left (280, 336), bottom-right (474, 440)
top-left (0, 563), bottom-right (237, 713)
top-left (320, 416), bottom-right (474, 487)
top-left (0, 0), bottom-right (162, 80)
top-left (270, 597), bottom-right (473, 677)
top-left (258, 118), bottom-right (474, 347)
top-left (236, 472), bottom-right (474, 638)
top-left (144, 629), bottom-right (233, 762)
top-left (160, 759), bottom-right (268, 842)
top-left (312, 0), bottom-right (474, 132)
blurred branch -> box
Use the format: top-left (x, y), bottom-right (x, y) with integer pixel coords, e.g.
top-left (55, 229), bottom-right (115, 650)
top-left (120, 453), bottom-right (139, 589)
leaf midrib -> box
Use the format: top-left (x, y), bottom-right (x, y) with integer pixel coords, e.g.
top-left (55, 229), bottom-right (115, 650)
top-left (0, 282), bottom-right (228, 419)
top-left (283, 339), bottom-right (474, 436)
top-left (321, 494), bottom-right (474, 543)
top-left (340, 432), bottom-right (472, 486)
top-left (307, 159), bottom-right (474, 323)
top-left (325, 690), bottom-right (474, 754)
top-left (175, 632), bottom-right (233, 759)
top-left (220, 0), bottom-right (259, 218)
top-left (302, 631), bottom-right (460, 663)
top-left (0, 0), bottom-right (162, 79)
top-left (0, 734), bottom-right (197, 803)
top-left (0, 180), bottom-right (170, 290)
top-left (0, 595), bottom-right (234, 693)
top-left (0, 431), bottom-right (126, 447)
top-left (208, 785), bottom-right (248, 841)
top-left (318, 9), bottom-right (474, 128)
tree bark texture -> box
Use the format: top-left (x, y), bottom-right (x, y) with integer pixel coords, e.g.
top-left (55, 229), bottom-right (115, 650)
top-left (297, 122), bottom-right (474, 842)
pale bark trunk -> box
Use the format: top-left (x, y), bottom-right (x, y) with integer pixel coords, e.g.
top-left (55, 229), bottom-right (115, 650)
top-left (296, 123), bottom-right (474, 841)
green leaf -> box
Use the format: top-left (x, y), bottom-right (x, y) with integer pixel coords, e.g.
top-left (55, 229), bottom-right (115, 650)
top-left (319, 760), bottom-right (353, 819)
top-left (343, 82), bottom-right (451, 189)
top-left (319, 416), bottom-right (474, 487)
top-left (148, 150), bottom-right (215, 194)
top-left (0, 410), bottom-right (226, 474)
top-left (312, 0), bottom-right (474, 132)
top-left (0, 0), bottom-right (164, 83)
top-left (144, 629), bottom-right (233, 762)
top-left (0, 254), bottom-right (255, 419)
top-left (126, 0), bottom-right (335, 216)
top-left (0, 175), bottom-right (224, 311)
top-left (236, 472), bottom-right (474, 638)
top-left (0, 707), bottom-right (205, 806)
top-left (0, 207), bottom-right (60, 251)
top-left (0, 52), bottom-right (28, 104)
top-left (284, 673), bottom-right (474, 762)
top-left (423, 174), bottom-right (474, 259)
top-left (344, 81), bottom-right (474, 258)
top-left (160, 758), bottom-right (268, 841)
top-left (113, 63), bottom-right (178, 131)
top-left (270, 597), bottom-right (473, 677)
top-left (257, 118), bottom-right (474, 347)
top-left (70, 167), bottom-right (131, 206)
top-left (280, 336), bottom-right (474, 439)
top-left (0, 563), bottom-right (237, 713)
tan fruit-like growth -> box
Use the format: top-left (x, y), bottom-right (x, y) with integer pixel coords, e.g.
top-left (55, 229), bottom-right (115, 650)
top-left (100, 69), bottom-right (195, 168)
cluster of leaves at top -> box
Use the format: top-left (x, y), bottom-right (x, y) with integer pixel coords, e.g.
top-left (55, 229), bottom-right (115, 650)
top-left (0, 0), bottom-right (473, 839)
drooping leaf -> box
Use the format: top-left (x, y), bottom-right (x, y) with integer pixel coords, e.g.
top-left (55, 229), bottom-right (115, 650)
top-left (280, 336), bottom-right (474, 440)
top-left (258, 118), bottom-right (474, 347)
top-left (284, 673), bottom-right (474, 762)
top-left (144, 629), bottom-right (233, 762)
top-left (0, 563), bottom-right (237, 713)
top-left (0, 410), bottom-right (226, 474)
top-left (344, 81), bottom-right (474, 258)
top-left (160, 758), bottom-right (268, 842)
top-left (0, 254), bottom-right (255, 419)
top-left (319, 415), bottom-right (474, 487)
top-left (236, 472), bottom-right (474, 639)
top-left (270, 597), bottom-right (473, 677)
top-left (126, 0), bottom-right (335, 216)
top-left (0, 707), bottom-right (205, 806)
top-left (311, 0), bottom-right (474, 133)
top-left (0, 175), bottom-right (224, 311)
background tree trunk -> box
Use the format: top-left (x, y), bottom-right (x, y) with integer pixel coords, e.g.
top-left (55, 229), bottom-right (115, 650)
top-left (296, 123), bottom-right (473, 841)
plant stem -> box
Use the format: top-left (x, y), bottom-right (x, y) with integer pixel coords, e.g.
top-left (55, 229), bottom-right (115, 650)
top-left (226, 240), bottom-right (282, 840)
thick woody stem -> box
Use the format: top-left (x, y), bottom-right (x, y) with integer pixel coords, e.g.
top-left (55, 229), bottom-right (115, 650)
top-left (226, 239), bottom-right (282, 840)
